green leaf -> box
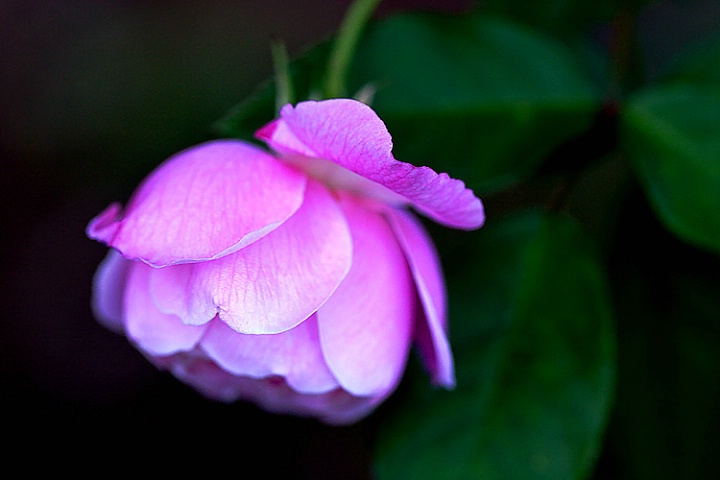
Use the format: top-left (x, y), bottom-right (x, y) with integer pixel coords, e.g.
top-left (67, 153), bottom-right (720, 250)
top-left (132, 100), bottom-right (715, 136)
top-left (622, 85), bottom-right (720, 253)
top-left (373, 210), bottom-right (616, 480)
top-left (348, 14), bottom-right (602, 193)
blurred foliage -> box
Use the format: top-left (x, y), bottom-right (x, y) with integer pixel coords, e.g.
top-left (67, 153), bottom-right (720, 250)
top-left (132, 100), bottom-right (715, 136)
top-left (623, 85), bottom-right (720, 253)
top-left (348, 13), bottom-right (601, 194)
top-left (623, 35), bottom-right (720, 253)
top-left (661, 31), bottom-right (720, 86)
top-left (604, 191), bottom-right (720, 480)
top-left (374, 211), bottom-right (615, 480)
top-left (479, 0), bottom-right (619, 36)
top-left (214, 0), bottom-right (720, 478)
top-left (216, 13), bottom-right (602, 194)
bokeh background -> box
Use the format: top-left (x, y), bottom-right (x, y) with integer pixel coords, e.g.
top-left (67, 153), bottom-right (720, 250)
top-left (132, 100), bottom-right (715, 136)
top-left (1, 0), bottom-right (718, 477)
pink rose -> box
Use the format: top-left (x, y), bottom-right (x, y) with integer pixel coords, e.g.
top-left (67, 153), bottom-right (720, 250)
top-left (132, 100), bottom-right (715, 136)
top-left (87, 99), bottom-right (484, 424)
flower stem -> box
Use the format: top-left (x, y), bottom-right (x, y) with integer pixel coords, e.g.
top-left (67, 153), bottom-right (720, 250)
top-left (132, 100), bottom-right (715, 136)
top-left (271, 38), bottom-right (294, 113)
top-left (324, 0), bottom-right (381, 99)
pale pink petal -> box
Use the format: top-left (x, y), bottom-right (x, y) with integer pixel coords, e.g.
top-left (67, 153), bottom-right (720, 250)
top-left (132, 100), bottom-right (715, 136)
top-left (124, 262), bottom-right (207, 356)
top-left (157, 350), bottom-right (380, 424)
top-left (91, 250), bottom-right (131, 334)
top-left (200, 315), bottom-right (339, 394)
top-left (317, 194), bottom-right (415, 397)
top-left (256, 99), bottom-right (485, 230)
top-left (148, 261), bottom-right (213, 325)
top-left (385, 208), bottom-right (455, 388)
top-left (149, 180), bottom-right (352, 334)
top-left (86, 140), bottom-right (307, 267)
top-left (150, 350), bottom-right (244, 402)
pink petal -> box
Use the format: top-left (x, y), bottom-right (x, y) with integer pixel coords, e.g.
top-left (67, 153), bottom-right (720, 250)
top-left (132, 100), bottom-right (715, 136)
top-left (317, 194), bottom-right (414, 397)
top-left (91, 250), bottom-right (131, 334)
top-left (87, 140), bottom-right (307, 267)
top-left (124, 261), bottom-right (207, 356)
top-left (150, 351), bottom-right (245, 402)
top-left (255, 119), bottom-right (318, 158)
top-left (149, 180), bottom-right (352, 334)
top-left (159, 350), bottom-right (380, 424)
top-left (200, 315), bottom-right (339, 394)
top-left (385, 208), bottom-right (455, 388)
top-left (256, 99), bottom-right (485, 230)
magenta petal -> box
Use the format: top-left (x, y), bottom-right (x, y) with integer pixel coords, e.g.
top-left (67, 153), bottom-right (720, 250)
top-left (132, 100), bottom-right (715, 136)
top-left (317, 195), bottom-right (414, 397)
top-left (255, 119), bottom-right (318, 158)
top-left (124, 262), bottom-right (207, 356)
top-left (257, 99), bottom-right (485, 230)
top-left (201, 315), bottom-right (339, 394)
top-left (150, 180), bottom-right (352, 334)
top-left (385, 208), bottom-right (455, 388)
top-left (87, 140), bottom-right (307, 267)
top-left (91, 250), bottom-right (131, 334)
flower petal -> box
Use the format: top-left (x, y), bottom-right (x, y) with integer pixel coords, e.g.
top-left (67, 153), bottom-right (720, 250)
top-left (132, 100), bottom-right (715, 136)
top-left (257, 99), bottom-right (485, 230)
top-left (158, 350), bottom-right (381, 424)
top-left (150, 179), bottom-right (352, 334)
top-left (87, 140), bottom-right (307, 267)
top-left (124, 262), bottom-right (207, 356)
top-left (201, 315), bottom-right (339, 394)
top-left (385, 208), bottom-right (455, 388)
top-left (91, 250), bottom-right (131, 334)
top-left (317, 194), bottom-right (414, 397)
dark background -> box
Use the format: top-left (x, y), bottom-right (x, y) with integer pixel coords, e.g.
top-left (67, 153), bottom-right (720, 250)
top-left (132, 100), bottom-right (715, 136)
top-left (1, 0), bottom-right (718, 477)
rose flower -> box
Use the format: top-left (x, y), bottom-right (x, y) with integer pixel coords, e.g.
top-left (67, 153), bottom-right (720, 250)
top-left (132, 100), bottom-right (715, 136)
top-left (87, 99), bottom-right (484, 424)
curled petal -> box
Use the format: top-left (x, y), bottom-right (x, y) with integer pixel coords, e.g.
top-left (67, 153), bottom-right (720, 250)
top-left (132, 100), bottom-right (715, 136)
top-left (385, 208), bottom-right (455, 388)
top-left (317, 194), bottom-right (414, 397)
top-left (201, 315), bottom-right (339, 395)
top-left (124, 262), bottom-right (207, 356)
top-left (91, 250), bottom-right (131, 334)
top-left (87, 140), bottom-right (307, 267)
top-left (150, 180), bottom-right (353, 334)
top-left (257, 99), bottom-right (485, 230)
top-left (258, 118), bottom-right (408, 206)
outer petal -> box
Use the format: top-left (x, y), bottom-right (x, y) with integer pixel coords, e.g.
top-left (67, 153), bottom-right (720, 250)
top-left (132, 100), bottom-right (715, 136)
top-left (149, 180), bottom-right (352, 334)
top-left (91, 250), bottom-right (131, 334)
top-left (385, 208), bottom-right (455, 388)
top-left (156, 350), bottom-right (382, 424)
top-left (87, 140), bottom-right (307, 267)
top-left (317, 194), bottom-right (414, 397)
top-left (256, 99), bottom-right (485, 230)
top-left (200, 315), bottom-right (339, 394)
top-left (124, 262), bottom-right (207, 356)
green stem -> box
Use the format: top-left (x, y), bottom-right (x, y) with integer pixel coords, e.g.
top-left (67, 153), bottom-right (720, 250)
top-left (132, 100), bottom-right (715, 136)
top-left (271, 39), bottom-right (294, 112)
top-left (324, 0), bottom-right (382, 98)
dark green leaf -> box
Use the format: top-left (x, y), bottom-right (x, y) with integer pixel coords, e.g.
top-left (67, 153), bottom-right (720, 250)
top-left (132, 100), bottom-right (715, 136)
top-left (478, 0), bottom-right (621, 36)
top-left (374, 210), bottom-right (616, 480)
top-left (662, 33), bottom-right (720, 88)
top-left (349, 14), bottom-right (602, 194)
top-left (622, 85), bottom-right (720, 253)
